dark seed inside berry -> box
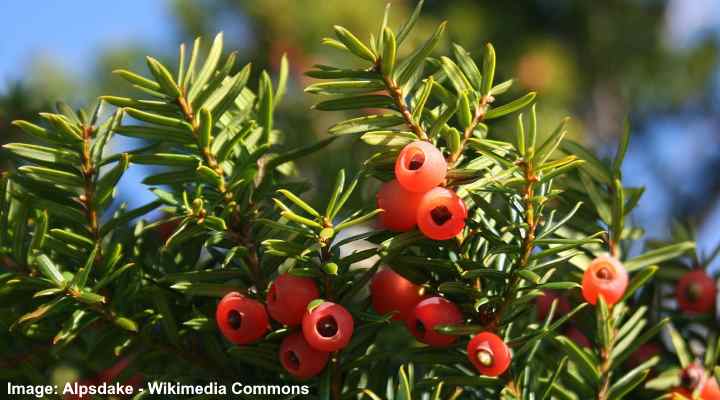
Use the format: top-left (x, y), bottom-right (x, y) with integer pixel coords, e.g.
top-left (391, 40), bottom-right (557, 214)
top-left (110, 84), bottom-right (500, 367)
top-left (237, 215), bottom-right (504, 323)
top-left (317, 316), bottom-right (338, 337)
top-left (285, 350), bottom-right (300, 370)
top-left (407, 153), bottom-right (425, 170)
top-left (415, 319), bottom-right (426, 336)
top-left (595, 266), bottom-right (612, 280)
top-left (228, 310), bottom-right (243, 330)
top-left (430, 206), bottom-right (452, 226)
top-left (687, 283), bottom-right (702, 303)
top-left (269, 287), bottom-right (277, 302)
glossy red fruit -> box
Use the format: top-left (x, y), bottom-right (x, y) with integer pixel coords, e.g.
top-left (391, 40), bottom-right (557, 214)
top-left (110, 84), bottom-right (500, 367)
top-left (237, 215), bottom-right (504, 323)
top-left (376, 179), bottom-right (424, 231)
top-left (669, 387), bottom-right (693, 400)
top-left (535, 290), bottom-right (571, 321)
top-left (565, 327), bottom-right (592, 348)
top-left (370, 268), bottom-right (425, 321)
top-left (267, 273), bottom-right (320, 326)
top-left (216, 292), bottom-right (269, 345)
top-left (701, 377), bottom-right (720, 400)
top-left (416, 187), bottom-right (467, 240)
top-left (467, 332), bottom-right (512, 377)
top-left (406, 296), bottom-right (463, 347)
top-left (302, 302), bottom-right (354, 352)
top-left (581, 256), bottom-right (629, 307)
top-left (279, 332), bottom-right (330, 379)
top-left (395, 141), bottom-right (447, 192)
top-left (676, 270), bottom-right (717, 314)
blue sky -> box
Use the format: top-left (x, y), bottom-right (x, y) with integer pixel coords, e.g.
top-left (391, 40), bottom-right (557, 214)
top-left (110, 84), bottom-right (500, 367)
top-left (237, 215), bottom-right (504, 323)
top-left (0, 1), bottom-right (174, 82)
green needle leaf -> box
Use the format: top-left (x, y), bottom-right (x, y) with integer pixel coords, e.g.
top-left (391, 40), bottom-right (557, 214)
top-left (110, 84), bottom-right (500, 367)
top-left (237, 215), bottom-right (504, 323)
top-left (485, 92), bottom-right (536, 120)
top-left (277, 189), bottom-right (320, 218)
top-left (381, 28), bottom-right (397, 76)
top-left (333, 25), bottom-right (376, 62)
top-left (624, 241), bottom-right (695, 271)
top-left (481, 43), bottom-right (496, 95)
top-left (35, 253), bottom-right (66, 287)
top-left (112, 69), bottom-right (162, 92)
top-left (198, 108), bottom-right (212, 150)
top-left (146, 56), bottom-right (181, 98)
top-left (188, 32), bottom-right (224, 102)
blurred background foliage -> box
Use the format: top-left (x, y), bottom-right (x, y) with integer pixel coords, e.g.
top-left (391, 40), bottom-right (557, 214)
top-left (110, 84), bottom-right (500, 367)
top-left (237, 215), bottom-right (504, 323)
top-left (1, 0), bottom-right (719, 266)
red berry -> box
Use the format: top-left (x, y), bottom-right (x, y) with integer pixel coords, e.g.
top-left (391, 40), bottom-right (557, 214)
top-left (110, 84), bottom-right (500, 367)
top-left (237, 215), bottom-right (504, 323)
top-left (406, 296), bottom-right (463, 347)
top-left (467, 332), bottom-right (512, 377)
top-left (676, 270), bottom-right (717, 314)
top-left (669, 388), bottom-right (693, 400)
top-left (416, 187), bottom-right (467, 240)
top-left (535, 290), bottom-right (571, 321)
top-left (216, 292), bottom-right (269, 345)
top-left (370, 268), bottom-right (425, 321)
top-left (395, 141), bottom-right (447, 192)
top-left (581, 256), bottom-right (628, 307)
top-left (376, 179), bottom-right (424, 231)
top-left (565, 327), bottom-right (592, 348)
top-left (701, 377), bottom-right (720, 400)
top-left (302, 302), bottom-right (354, 352)
top-left (267, 273), bottom-right (320, 326)
top-left (279, 331), bottom-right (329, 379)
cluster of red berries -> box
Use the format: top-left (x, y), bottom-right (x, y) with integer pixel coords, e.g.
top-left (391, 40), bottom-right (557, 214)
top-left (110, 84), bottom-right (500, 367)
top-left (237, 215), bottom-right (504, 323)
top-left (377, 141), bottom-right (467, 240)
top-left (671, 363), bottom-right (720, 400)
top-left (676, 269), bottom-right (717, 315)
top-left (371, 268), bottom-right (512, 377)
top-left (216, 251), bottom-right (635, 381)
top-left (215, 273), bottom-right (354, 379)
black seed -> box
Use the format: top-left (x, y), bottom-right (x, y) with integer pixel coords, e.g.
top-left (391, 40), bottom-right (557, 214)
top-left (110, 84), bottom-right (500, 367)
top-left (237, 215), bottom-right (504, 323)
top-left (431, 206), bottom-right (452, 226)
top-left (407, 153), bottom-right (425, 170)
top-left (317, 316), bottom-right (338, 337)
top-left (595, 267), bottom-right (612, 280)
top-left (228, 310), bottom-right (243, 330)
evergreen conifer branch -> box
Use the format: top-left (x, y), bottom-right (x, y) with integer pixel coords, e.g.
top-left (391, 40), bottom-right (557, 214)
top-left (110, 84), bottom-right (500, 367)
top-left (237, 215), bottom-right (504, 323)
top-left (0, 3), bottom-right (713, 399)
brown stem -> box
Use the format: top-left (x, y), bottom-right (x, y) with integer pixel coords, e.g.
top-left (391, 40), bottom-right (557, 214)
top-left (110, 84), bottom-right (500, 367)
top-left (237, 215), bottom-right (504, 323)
top-left (378, 65), bottom-right (428, 141)
top-left (597, 346), bottom-right (613, 399)
top-left (487, 160), bottom-right (539, 331)
top-left (80, 125), bottom-right (100, 245)
top-left (176, 94), bottom-right (266, 291)
top-left (597, 321), bottom-right (615, 400)
top-left (449, 96), bottom-right (492, 165)
top-left (177, 95), bottom-right (225, 184)
top-left (238, 222), bottom-right (265, 291)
